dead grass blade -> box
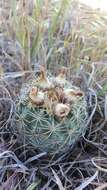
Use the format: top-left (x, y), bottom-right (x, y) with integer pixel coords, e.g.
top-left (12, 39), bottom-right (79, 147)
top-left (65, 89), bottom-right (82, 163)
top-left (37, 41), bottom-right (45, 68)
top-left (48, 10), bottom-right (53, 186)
top-left (75, 171), bottom-right (98, 190)
top-left (95, 183), bottom-right (107, 190)
top-left (52, 168), bottom-right (65, 190)
top-left (104, 95), bottom-right (107, 121)
top-left (92, 157), bottom-right (107, 173)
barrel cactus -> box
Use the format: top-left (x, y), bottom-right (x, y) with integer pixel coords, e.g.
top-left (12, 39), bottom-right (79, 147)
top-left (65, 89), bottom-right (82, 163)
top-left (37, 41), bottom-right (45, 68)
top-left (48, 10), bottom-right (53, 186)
top-left (16, 66), bottom-right (88, 154)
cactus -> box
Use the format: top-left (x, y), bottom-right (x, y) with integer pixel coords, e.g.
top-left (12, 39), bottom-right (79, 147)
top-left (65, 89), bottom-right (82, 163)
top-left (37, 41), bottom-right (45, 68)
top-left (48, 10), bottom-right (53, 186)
top-left (16, 66), bottom-right (88, 154)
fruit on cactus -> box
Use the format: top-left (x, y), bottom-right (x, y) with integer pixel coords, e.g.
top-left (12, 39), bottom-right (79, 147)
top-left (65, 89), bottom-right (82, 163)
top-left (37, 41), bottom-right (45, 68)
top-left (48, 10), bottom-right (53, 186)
top-left (16, 66), bottom-right (87, 154)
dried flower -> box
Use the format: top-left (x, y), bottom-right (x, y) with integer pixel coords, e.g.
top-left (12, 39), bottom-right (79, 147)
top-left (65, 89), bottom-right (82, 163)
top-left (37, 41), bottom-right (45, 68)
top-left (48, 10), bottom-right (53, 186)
top-left (29, 86), bottom-right (44, 106)
top-left (55, 67), bottom-right (67, 86)
top-left (63, 88), bottom-right (84, 104)
top-left (53, 103), bottom-right (70, 119)
top-left (35, 66), bottom-right (51, 89)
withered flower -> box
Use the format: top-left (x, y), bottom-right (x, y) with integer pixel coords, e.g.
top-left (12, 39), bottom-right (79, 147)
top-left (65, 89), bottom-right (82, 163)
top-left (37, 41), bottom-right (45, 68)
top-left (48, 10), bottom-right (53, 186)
top-left (29, 86), bottom-right (44, 106)
top-left (35, 66), bottom-right (51, 89)
top-left (63, 88), bottom-right (84, 104)
top-left (55, 67), bottom-right (67, 86)
top-left (53, 103), bottom-right (70, 119)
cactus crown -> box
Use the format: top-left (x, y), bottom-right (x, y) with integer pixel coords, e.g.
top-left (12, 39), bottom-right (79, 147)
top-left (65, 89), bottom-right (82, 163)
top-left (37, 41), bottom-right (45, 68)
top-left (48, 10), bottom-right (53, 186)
top-left (17, 66), bottom-right (88, 154)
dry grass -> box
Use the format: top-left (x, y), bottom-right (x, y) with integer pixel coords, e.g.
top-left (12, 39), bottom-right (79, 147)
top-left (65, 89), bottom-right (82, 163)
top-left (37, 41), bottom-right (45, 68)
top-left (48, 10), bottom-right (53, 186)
top-left (0, 0), bottom-right (107, 189)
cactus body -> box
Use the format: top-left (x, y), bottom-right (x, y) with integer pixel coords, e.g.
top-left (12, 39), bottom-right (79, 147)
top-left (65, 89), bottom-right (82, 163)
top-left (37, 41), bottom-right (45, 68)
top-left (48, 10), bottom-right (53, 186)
top-left (16, 67), bottom-right (87, 154)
